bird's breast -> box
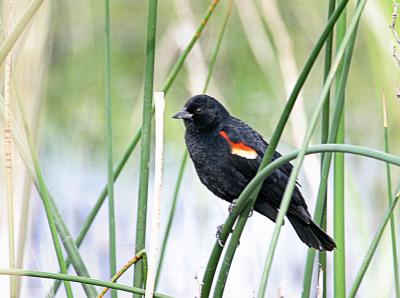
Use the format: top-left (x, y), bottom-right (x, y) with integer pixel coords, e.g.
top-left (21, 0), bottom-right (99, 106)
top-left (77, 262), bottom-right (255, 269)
top-left (184, 130), bottom-right (249, 201)
top-left (185, 131), bottom-right (228, 167)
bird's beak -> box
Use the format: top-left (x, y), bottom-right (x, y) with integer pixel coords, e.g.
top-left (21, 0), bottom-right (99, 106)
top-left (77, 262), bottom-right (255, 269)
top-left (172, 108), bottom-right (193, 120)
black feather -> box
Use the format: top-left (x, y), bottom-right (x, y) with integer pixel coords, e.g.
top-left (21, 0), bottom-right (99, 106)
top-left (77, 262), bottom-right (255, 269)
top-left (176, 94), bottom-right (336, 251)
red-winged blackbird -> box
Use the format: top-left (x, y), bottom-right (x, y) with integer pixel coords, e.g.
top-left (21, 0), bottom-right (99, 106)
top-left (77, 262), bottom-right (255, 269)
top-left (173, 94), bottom-right (336, 251)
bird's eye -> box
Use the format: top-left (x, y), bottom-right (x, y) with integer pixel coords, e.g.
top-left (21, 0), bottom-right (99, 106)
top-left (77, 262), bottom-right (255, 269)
top-left (195, 108), bottom-right (202, 113)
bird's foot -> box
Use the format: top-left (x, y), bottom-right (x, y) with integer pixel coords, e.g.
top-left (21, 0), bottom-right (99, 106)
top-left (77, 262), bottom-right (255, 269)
top-left (216, 224), bottom-right (225, 247)
top-left (228, 199), bottom-right (238, 213)
top-left (216, 224), bottom-right (241, 248)
top-left (248, 210), bottom-right (253, 218)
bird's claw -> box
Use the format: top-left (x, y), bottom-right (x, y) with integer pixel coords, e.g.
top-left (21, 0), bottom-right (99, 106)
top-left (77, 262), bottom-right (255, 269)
top-left (228, 199), bottom-right (238, 213)
top-left (248, 210), bottom-right (253, 218)
top-left (216, 224), bottom-right (225, 247)
top-left (215, 224), bottom-right (241, 248)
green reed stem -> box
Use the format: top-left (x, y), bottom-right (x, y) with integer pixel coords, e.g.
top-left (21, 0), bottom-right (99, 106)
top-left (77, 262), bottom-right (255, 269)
top-left (50, 0), bottom-right (222, 295)
top-left (257, 2), bottom-right (366, 295)
top-left (348, 189), bottom-right (400, 298)
top-left (73, 0), bottom-right (220, 254)
top-left (212, 143), bottom-right (400, 294)
top-left (207, 142), bottom-right (396, 298)
top-left (223, 145), bottom-right (400, 210)
top-left (321, 0), bottom-right (336, 168)
top-left (382, 95), bottom-right (400, 298)
top-left (213, 203), bottom-right (249, 298)
top-left (208, 144), bottom-right (400, 298)
top-left (13, 71), bottom-right (42, 298)
top-left (14, 75), bottom-right (96, 297)
top-left (385, 138), bottom-right (400, 298)
top-left (29, 143), bottom-right (73, 298)
top-left (104, 0), bottom-right (117, 297)
top-left (319, 2), bottom-right (335, 296)
top-left (333, 5), bottom-right (347, 297)
top-left (133, 0), bottom-right (158, 292)
top-left (202, 1), bottom-right (351, 296)
top-left (0, 268), bottom-right (172, 298)
top-left (237, 144), bottom-right (400, 223)
top-left (155, 0), bottom-right (232, 289)
top-left (302, 2), bottom-right (360, 295)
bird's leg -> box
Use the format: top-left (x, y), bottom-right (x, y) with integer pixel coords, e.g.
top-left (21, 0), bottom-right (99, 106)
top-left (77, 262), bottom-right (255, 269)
top-left (217, 199), bottom-right (250, 247)
top-left (216, 224), bottom-right (234, 247)
top-left (216, 224), bottom-right (225, 247)
top-left (228, 199), bottom-right (238, 213)
top-left (216, 224), bottom-right (241, 248)
top-left (229, 199), bottom-right (253, 218)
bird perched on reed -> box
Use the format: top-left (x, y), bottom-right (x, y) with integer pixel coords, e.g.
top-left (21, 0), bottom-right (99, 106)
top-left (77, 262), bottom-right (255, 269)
top-left (173, 94), bottom-right (336, 251)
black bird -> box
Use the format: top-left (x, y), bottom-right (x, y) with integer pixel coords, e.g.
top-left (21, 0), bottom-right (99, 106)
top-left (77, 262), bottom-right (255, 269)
top-left (173, 94), bottom-right (336, 251)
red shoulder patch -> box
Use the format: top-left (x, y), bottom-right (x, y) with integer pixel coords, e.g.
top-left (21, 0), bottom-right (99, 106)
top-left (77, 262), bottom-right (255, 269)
top-left (219, 131), bottom-right (258, 159)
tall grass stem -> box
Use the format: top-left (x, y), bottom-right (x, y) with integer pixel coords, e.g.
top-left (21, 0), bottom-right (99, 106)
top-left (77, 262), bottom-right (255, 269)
top-left (202, 1), bottom-right (351, 296)
top-left (13, 76), bottom-right (96, 297)
top-left (13, 73), bottom-right (42, 297)
top-left (382, 93), bottom-right (400, 298)
top-left (0, 268), bottom-right (172, 298)
top-left (257, 2), bottom-right (366, 295)
top-left (48, 1), bottom-right (221, 295)
top-left (333, 5), bottom-right (347, 297)
top-left (348, 189), bottom-right (400, 297)
top-left (302, 3), bottom-right (360, 295)
top-left (319, 2), bottom-right (335, 295)
top-left (104, 1), bottom-right (117, 297)
top-left (155, 0), bottom-right (232, 288)
top-left (12, 72), bottom-right (75, 298)
top-left (134, 0), bottom-right (159, 292)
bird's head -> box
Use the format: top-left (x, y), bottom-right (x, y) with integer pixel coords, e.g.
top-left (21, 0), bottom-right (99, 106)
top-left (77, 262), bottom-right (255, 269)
top-left (172, 94), bottom-right (230, 132)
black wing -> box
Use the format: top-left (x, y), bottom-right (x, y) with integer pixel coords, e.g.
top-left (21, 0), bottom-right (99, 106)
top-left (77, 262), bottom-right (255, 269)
top-left (220, 118), bottom-right (307, 212)
top-left (220, 117), bottom-right (292, 180)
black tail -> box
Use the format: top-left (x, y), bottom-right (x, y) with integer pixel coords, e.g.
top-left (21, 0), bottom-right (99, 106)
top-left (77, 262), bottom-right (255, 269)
top-left (287, 214), bottom-right (336, 251)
